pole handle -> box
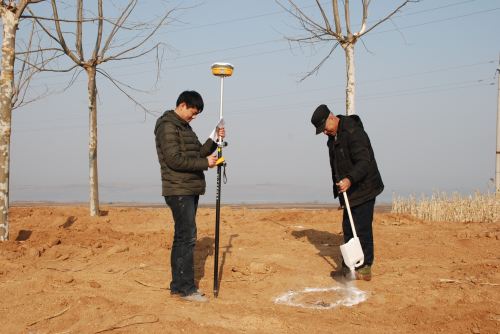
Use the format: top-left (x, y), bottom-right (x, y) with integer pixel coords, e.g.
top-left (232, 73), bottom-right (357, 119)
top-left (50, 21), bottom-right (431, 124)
top-left (342, 192), bottom-right (358, 238)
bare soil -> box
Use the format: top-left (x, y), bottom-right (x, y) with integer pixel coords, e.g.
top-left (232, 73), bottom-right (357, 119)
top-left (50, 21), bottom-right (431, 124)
top-left (0, 205), bottom-right (498, 333)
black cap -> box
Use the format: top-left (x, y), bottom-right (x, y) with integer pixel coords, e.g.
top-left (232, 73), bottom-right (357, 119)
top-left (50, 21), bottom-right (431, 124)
top-left (311, 104), bottom-right (331, 135)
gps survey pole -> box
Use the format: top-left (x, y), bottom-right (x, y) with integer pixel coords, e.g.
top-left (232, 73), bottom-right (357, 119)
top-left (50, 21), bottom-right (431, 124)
top-left (211, 62), bottom-right (233, 298)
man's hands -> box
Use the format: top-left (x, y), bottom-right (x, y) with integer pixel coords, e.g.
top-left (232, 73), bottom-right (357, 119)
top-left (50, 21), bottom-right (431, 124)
top-left (216, 127), bottom-right (225, 141)
top-left (207, 155), bottom-right (218, 168)
top-left (208, 127), bottom-right (225, 168)
top-left (336, 177), bottom-right (351, 193)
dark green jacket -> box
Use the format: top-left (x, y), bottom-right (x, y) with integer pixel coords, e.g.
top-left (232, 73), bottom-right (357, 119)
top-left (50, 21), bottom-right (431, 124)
top-left (154, 110), bottom-right (217, 196)
top-left (328, 115), bottom-right (384, 207)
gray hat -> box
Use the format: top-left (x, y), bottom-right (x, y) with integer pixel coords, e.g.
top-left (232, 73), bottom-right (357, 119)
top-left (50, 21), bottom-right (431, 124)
top-left (311, 104), bottom-right (331, 135)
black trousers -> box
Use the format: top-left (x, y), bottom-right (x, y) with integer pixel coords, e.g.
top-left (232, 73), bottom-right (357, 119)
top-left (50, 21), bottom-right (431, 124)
top-left (342, 198), bottom-right (375, 268)
top-left (164, 195), bottom-right (199, 296)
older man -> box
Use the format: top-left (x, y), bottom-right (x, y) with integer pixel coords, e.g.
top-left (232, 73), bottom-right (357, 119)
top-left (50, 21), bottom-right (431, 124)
top-left (311, 104), bottom-right (384, 281)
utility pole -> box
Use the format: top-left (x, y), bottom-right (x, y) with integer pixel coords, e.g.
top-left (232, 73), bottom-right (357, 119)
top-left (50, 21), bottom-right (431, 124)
top-left (496, 53), bottom-right (500, 197)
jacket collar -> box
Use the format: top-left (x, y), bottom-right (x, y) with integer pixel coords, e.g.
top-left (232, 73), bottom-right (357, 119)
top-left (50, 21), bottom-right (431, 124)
top-left (165, 109), bottom-right (190, 127)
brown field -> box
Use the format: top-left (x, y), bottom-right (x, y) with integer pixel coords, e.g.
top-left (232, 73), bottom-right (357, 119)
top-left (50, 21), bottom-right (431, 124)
top-left (0, 205), bottom-right (499, 333)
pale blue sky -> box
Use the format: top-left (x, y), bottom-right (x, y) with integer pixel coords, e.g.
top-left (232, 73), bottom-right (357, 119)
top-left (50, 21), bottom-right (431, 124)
top-left (7, 0), bottom-right (500, 204)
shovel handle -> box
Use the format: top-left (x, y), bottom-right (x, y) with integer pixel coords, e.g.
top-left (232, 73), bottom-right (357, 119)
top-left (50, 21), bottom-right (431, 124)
top-left (342, 192), bottom-right (358, 239)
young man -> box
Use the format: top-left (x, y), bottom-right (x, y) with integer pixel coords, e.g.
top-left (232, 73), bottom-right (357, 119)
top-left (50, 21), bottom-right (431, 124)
top-left (311, 104), bottom-right (384, 281)
top-left (154, 90), bottom-right (225, 302)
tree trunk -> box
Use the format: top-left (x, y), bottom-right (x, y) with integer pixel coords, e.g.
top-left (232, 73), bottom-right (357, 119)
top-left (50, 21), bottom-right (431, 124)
top-left (0, 10), bottom-right (18, 241)
top-left (344, 43), bottom-right (356, 116)
top-left (496, 55), bottom-right (500, 198)
top-left (86, 66), bottom-right (99, 216)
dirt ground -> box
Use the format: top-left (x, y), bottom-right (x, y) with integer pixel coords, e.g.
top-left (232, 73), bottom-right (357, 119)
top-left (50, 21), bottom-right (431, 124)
top-left (0, 204), bottom-right (499, 334)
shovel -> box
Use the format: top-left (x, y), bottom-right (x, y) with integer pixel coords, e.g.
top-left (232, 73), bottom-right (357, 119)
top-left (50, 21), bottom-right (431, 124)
top-left (339, 192), bottom-right (364, 272)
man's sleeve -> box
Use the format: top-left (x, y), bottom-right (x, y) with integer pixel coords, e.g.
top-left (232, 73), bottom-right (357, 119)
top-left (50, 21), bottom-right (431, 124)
top-left (200, 138), bottom-right (218, 157)
top-left (346, 128), bottom-right (371, 184)
top-left (157, 123), bottom-right (209, 171)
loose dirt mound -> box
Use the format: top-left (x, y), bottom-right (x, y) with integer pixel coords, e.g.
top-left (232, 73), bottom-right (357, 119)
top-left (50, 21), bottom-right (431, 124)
top-left (0, 206), bottom-right (498, 333)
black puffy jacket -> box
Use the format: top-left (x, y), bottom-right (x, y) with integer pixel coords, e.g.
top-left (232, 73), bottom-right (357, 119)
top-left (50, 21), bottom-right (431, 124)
top-left (327, 115), bottom-right (384, 207)
top-left (154, 110), bottom-right (217, 196)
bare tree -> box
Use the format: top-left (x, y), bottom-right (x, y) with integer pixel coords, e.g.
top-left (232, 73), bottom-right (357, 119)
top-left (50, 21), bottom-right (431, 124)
top-left (278, 0), bottom-right (417, 115)
top-left (27, 0), bottom-right (174, 216)
top-left (0, 0), bottom-right (45, 241)
top-left (13, 20), bottom-right (56, 109)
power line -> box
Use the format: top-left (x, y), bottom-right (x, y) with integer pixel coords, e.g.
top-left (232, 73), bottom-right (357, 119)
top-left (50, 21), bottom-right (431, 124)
top-left (23, 1), bottom-right (497, 78)
top-left (218, 60), bottom-right (496, 104)
top-left (386, 0), bottom-right (483, 18)
top-left (228, 79), bottom-right (495, 115)
top-left (100, 3), bottom-right (500, 69)
top-left (171, 7), bottom-right (500, 75)
top-left (24, 43), bottom-right (500, 88)
top-left (162, 0), bottom-right (485, 35)
top-left (19, 58), bottom-right (494, 127)
top-left (27, 58), bottom-right (495, 100)
top-left (13, 4), bottom-right (499, 123)
top-left (14, 76), bottom-right (494, 131)
top-left (372, 7), bottom-right (500, 35)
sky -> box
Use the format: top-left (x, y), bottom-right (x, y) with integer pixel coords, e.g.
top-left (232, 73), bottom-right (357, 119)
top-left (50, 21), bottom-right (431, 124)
top-left (6, 0), bottom-right (500, 205)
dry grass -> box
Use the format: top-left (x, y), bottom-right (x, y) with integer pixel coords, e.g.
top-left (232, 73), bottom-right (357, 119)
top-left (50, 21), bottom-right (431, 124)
top-left (391, 192), bottom-right (499, 223)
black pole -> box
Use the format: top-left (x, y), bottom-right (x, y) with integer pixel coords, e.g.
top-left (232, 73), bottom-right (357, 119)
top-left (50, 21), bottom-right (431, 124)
top-left (213, 144), bottom-right (223, 297)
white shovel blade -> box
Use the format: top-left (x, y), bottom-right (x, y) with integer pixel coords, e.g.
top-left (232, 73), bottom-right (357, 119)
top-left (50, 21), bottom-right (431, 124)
top-left (340, 237), bottom-right (364, 271)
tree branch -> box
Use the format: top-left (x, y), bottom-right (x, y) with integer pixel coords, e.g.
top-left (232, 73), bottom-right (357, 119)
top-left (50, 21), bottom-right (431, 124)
top-left (24, 0), bottom-right (174, 116)
top-left (345, 0), bottom-right (352, 38)
top-left (101, 9), bottom-right (174, 63)
top-left (358, 0), bottom-right (416, 38)
top-left (92, 0), bottom-right (103, 60)
top-left (76, 0), bottom-right (84, 60)
top-left (99, 0), bottom-right (137, 59)
top-left (20, 14), bottom-right (145, 29)
top-left (101, 42), bottom-right (163, 63)
top-left (12, 16), bottom-right (58, 110)
top-left (16, 47), bottom-right (65, 55)
top-left (50, 0), bottom-right (81, 64)
top-left (299, 42), bottom-right (340, 82)
top-left (15, 0), bottom-right (45, 20)
top-left (101, 7), bottom-right (174, 63)
top-left (15, 55), bottom-right (78, 73)
top-left (332, 0), bottom-right (342, 36)
top-left (315, 0), bottom-right (331, 33)
top-left (96, 68), bottom-right (156, 116)
top-left (277, 0), bottom-right (337, 39)
top-left (12, 16), bottom-right (36, 108)
top-left (357, 0), bottom-right (370, 36)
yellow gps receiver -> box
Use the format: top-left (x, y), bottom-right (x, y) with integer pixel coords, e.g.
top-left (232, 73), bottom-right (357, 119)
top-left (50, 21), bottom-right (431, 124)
top-left (216, 156), bottom-right (225, 166)
top-left (211, 63), bottom-right (234, 77)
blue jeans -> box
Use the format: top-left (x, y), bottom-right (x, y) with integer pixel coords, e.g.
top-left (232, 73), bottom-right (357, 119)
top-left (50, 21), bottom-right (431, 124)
top-left (342, 198), bottom-right (375, 268)
top-left (164, 195), bottom-right (199, 296)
